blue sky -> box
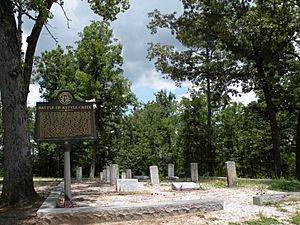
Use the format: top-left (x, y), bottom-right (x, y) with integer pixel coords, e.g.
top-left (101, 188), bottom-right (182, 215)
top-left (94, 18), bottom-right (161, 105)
top-left (27, 0), bottom-right (256, 106)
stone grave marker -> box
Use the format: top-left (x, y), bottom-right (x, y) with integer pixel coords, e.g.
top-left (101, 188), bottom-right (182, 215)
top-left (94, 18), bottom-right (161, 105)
top-left (226, 161), bottom-right (237, 187)
top-left (106, 166), bottom-right (110, 183)
top-left (121, 172), bottom-right (126, 179)
top-left (110, 164), bottom-right (119, 185)
top-left (102, 169), bottom-right (107, 182)
top-left (116, 179), bottom-right (138, 192)
top-left (168, 164), bottom-right (174, 177)
top-left (76, 167), bottom-right (82, 182)
top-left (126, 169), bottom-right (132, 179)
top-left (172, 182), bottom-right (200, 191)
top-left (150, 165), bottom-right (160, 185)
top-left (190, 163), bottom-right (198, 182)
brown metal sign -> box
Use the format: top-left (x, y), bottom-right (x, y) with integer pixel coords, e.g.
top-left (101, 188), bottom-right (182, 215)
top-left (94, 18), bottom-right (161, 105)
top-left (35, 91), bottom-right (96, 142)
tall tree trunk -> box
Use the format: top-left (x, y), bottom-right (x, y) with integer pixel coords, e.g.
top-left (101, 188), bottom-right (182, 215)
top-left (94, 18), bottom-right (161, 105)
top-left (206, 76), bottom-right (214, 175)
top-left (89, 142), bottom-right (97, 178)
top-left (257, 61), bottom-right (282, 177)
top-left (0, 0), bottom-right (37, 205)
top-left (0, 0), bottom-right (54, 205)
top-left (90, 101), bottom-right (101, 178)
top-left (296, 110), bottom-right (300, 180)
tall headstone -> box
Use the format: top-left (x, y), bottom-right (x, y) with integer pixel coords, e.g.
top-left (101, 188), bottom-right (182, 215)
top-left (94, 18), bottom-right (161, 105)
top-left (150, 165), bottom-right (160, 185)
top-left (100, 172), bottom-right (104, 182)
top-left (190, 163), bottom-right (198, 182)
top-left (121, 172), bottom-right (126, 179)
top-left (226, 161), bottom-right (237, 187)
top-left (110, 164), bottom-right (119, 185)
top-left (126, 169), bottom-right (132, 179)
top-left (168, 164), bottom-right (175, 177)
top-left (102, 169), bottom-right (107, 182)
top-left (76, 166), bottom-right (82, 182)
top-left (106, 166), bottom-right (110, 183)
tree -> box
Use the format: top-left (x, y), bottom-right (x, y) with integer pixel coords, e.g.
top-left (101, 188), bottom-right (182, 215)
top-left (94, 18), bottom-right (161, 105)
top-left (148, 0), bottom-right (299, 177)
top-left (34, 21), bottom-right (136, 178)
top-left (0, 0), bottom-right (129, 206)
top-left (115, 90), bottom-right (179, 177)
top-left (198, 0), bottom-right (299, 177)
top-left (147, 6), bottom-right (241, 175)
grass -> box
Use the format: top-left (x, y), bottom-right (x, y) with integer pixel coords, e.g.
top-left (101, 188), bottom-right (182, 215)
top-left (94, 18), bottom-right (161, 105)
top-left (229, 212), bottom-right (281, 225)
top-left (291, 212), bottom-right (300, 224)
top-left (268, 180), bottom-right (300, 192)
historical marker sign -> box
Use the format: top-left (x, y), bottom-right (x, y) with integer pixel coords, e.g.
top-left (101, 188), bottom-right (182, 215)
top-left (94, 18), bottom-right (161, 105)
top-left (35, 91), bottom-right (96, 142)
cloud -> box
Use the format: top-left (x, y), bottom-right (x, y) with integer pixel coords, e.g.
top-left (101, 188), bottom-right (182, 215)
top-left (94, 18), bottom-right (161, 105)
top-left (28, 84), bottom-right (42, 107)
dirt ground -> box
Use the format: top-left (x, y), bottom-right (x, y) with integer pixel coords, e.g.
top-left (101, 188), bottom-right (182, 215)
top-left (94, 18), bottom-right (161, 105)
top-left (0, 181), bottom-right (60, 225)
top-left (1, 180), bottom-right (300, 225)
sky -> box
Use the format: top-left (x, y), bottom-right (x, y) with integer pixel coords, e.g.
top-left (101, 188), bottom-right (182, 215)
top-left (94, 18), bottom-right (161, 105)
top-left (27, 0), bottom-right (256, 106)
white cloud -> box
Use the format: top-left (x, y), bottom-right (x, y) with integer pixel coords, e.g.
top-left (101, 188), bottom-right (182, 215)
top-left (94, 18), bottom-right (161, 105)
top-left (27, 84), bottom-right (42, 107)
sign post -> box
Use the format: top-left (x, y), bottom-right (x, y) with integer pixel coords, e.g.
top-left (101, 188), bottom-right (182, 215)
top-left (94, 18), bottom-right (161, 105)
top-left (35, 91), bottom-right (96, 207)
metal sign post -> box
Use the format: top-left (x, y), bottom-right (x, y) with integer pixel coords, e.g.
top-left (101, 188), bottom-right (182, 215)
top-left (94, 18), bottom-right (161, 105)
top-left (64, 141), bottom-right (72, 207)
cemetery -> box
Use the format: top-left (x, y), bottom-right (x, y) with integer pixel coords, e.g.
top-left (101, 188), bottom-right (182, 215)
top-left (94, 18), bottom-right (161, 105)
top-left (30, 163), bottom-right (300, 224)
top-left (0, 0), bottom-right (299, 225)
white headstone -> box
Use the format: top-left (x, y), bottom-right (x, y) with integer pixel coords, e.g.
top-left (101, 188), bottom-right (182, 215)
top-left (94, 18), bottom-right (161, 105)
top-left (150, 165), bottom-right (160, 185)
top-left (100, 172), bottom-right (104, 182)
top-left (190, 163), bottom-right (198, 182)
top-left (116, 179), bottom-right (138, 192)
top-left (172, 182), bottom-right (200, 191)
top-left (106, 166), bottom-right (110, 183)
top-left (168, 164), bottom-right (175, 177)
top-left (102, 169), bottom-right (107, 182)
top-left (110, 164), bottom-right (119, 185)
top-left (121, 172), bottom-right (126, 179)
top-left (76, 166), bottom-right (82, 182)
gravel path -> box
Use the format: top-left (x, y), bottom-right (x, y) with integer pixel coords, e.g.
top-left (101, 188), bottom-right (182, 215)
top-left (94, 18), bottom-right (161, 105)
top-left (63, 181), bottom-right (300, 224)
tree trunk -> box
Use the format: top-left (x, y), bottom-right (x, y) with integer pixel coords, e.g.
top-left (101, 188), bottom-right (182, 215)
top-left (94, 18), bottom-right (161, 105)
top-left (0, 0), bottom-right (37, 205)
top-left (89, 142), bottom-right (97, 178)
top-left (0, 0), bottom-right (54, 205)
top-left (296, 110), bottom-right (300, 180)
top-left (206, 76), bottom-right (214, 175)
top-left (257, 64), bottom-right (282, 177)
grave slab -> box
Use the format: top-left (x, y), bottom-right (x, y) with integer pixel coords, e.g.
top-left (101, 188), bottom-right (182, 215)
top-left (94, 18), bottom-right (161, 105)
top-left (117, 179), bottom-right (138, 193)
top-left (172, 182), bottom-right (200, 191)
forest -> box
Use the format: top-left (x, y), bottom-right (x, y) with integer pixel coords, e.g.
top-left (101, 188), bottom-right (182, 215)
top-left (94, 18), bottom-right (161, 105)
top-left (0, 0), bottom-right (299, 206)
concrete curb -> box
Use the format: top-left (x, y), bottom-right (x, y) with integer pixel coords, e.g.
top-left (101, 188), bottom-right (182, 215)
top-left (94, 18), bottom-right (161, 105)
top-left (253, 192), bottom-right (300, 206)
top-left (38, 181), bottom-right (64, 210)
top-left (37, 182), bottom-right (223, 224)
top-left (38, 198), bottom-right (223, 224)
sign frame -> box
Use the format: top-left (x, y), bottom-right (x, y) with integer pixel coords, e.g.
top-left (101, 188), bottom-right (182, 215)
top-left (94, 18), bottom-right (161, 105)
top-left (35, 90), bottom-right (96, 143)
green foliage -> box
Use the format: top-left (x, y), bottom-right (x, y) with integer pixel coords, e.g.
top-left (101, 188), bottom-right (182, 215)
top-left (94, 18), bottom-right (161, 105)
top-left (33, 21), bottom-right (136, 176)
top-left (115, 90), bottom-right (179, 176)
top-left (88, 0), bottom-right (129, 21)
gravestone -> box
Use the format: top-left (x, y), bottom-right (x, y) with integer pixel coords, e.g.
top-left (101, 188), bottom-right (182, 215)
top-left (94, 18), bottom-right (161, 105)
top-left (106, 166), bottom-right (110, 183)
top-left (121, 172), bottom-right (126, 179)
top-left (76, 167), bottom-right (82, 182)
top-left (150, 165), bottom-right (160, 185)
top-left (190, 163), bottom-right (198, 182)
top-left (100, 172), bottom-right (104, 182)
top-left (126, 169), bottom-right (132, 179)
top-left (116, 179), bottom-right (138, 192)
top-left (102, 169), bottom-right (107, 182)
top-left (226, 161), bottom-right (237, 187)
top-left (110, 164), bottom-right (119, 185)
top-left (172, 182), bottom-right (200, 191)
top-left (168, 164), bottom-right (174, 177)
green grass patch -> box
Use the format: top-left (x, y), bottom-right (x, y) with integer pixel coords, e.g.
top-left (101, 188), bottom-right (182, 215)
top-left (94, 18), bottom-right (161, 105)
top-left (290, 212), bottom-right (300, 224)
top-left (268, 180), bottom-right (300, 192)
